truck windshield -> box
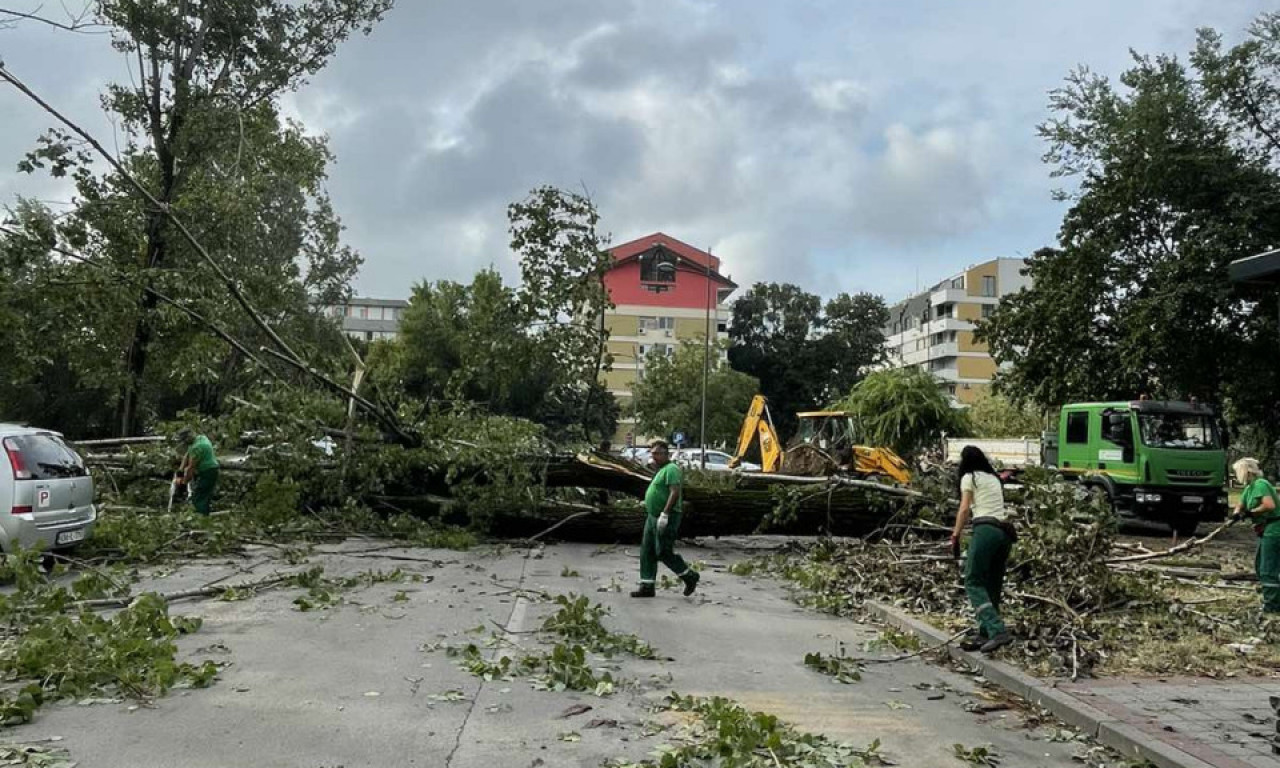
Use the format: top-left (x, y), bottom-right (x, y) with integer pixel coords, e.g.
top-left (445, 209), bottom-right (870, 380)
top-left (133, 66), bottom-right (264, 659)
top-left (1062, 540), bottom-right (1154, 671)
top-left (1137, 413), bottom-right (1219, 450)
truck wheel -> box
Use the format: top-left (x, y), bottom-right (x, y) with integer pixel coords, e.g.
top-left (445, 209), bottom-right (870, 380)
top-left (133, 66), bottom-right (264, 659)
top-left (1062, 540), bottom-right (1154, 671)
top-left (1172, 520), bottom-right (1199, 538)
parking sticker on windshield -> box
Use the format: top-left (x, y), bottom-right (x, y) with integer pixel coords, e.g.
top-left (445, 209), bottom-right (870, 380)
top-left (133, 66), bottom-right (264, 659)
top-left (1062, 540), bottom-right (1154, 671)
top-left (36, 488), bottom-right (51, 508)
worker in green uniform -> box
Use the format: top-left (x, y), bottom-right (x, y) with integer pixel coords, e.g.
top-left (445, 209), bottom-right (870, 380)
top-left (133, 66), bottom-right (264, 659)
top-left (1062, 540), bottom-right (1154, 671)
top-left (951, 445), bottom-right (1016, 653)
top-left (1232, 458), bottom-right (1279, 613)
top-left (631, 440), bottom-right (699, 598)
top-left (175, 428), bottom-right (220, 516)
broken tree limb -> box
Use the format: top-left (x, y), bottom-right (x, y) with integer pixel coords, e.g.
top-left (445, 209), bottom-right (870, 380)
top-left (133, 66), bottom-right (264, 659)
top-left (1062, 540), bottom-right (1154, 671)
top-left (1105, 517), bottom-right (1240, 564)
top-left (75, 571), bottom-right (299, 610)
top-left (259, 346), bottom-right (415, 445)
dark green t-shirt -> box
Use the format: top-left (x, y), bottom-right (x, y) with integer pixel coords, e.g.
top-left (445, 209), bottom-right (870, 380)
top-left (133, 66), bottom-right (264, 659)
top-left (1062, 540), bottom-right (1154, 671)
top-left (187, 435), bottom-right (219, 473)
top-left (645, 462), bottom-right (683, 518)
top-left (1242, 478), bottom-right (1280, 538)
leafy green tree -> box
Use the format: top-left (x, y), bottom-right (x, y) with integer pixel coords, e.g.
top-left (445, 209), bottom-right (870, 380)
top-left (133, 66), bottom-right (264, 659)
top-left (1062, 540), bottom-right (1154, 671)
top-left (631, 340), bottom-right (760, 447)
top-left (966, 392), bottom-right (1044, 438)
top-left (981, 30), bottom-right (1280, 455)
top-left (509, 186), bottom-right (615, 439)
top-left (377, 188), bottom-right (618, 444)
top-left (9, 0), bottom-right (390, 435)
top-left (728, 283), bottom-right (888, 437)
top-left (836, 368), bottom-right (970, 459)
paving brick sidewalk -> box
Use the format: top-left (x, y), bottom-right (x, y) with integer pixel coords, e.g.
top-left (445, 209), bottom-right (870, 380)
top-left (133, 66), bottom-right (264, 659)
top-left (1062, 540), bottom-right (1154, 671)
top-left (1059, 678), bottom-right (1280, 768)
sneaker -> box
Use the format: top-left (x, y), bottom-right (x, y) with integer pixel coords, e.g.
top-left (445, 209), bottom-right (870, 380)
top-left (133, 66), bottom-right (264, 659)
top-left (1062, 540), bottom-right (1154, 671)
top-left (681, 571), bottom-right (700, 596)
top-left (629, 584), bottom-right (656, 598)
top-left (980, 632), bottom-right (1013, 654)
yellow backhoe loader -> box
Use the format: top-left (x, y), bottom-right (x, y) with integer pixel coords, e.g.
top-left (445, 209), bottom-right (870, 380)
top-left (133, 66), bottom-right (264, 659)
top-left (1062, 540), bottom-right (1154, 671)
top-left (728, 395), bottom-right (911, 485)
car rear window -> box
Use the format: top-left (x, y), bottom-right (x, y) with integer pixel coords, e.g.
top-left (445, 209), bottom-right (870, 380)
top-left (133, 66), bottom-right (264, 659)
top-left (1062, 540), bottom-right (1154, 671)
top-left (4, 434), bottom-right (87, 480)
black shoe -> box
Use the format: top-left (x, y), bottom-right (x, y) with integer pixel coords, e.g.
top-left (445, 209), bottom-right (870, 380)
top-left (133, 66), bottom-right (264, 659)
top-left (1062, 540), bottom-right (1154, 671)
top-left (681, 571), bottom-right (700, 596)
top-left (980, 632), bottom-right (1013, 654)
top-left (959, 631), bottom-right (985, 652)
top-left (630, 584), bottom-right (656, 598)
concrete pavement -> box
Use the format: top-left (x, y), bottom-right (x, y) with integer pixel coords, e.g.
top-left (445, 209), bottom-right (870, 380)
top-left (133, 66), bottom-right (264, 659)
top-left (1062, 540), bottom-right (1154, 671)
top-left (7, 540), bottom-right (1113, 767)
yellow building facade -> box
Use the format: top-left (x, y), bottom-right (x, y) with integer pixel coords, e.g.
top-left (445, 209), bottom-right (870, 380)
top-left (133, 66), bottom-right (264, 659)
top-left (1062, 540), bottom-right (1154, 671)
top-left (882, 258), bottom-right (1030, 405)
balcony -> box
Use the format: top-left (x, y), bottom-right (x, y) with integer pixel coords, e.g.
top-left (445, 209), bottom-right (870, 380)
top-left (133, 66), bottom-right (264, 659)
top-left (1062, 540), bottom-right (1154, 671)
top-left (929, 342), bottom-right (959, 358)
top-left (930, 287), bottom-right (968, 305)
top-left (925, 317), bottom-right (973, 334)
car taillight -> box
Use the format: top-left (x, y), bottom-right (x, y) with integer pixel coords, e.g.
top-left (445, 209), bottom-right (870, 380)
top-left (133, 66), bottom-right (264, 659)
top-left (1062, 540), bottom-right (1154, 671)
top-left (2, 439), bottom-right (30, 480)
top-left (10, 506), bottom-right (31, 515)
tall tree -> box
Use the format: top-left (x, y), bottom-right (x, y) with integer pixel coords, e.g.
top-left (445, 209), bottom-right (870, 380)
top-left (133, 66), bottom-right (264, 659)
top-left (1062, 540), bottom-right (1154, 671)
top-left (980, 35), bottom-right (1280, 456)
top-left (10, 0), bottom-right (390, 435)
top-left (631, 340), bottom-right (760, 448)
top-left (377, 188), bottom-right (618, 444)
top-left (728, 283), bottom-right (887, 437)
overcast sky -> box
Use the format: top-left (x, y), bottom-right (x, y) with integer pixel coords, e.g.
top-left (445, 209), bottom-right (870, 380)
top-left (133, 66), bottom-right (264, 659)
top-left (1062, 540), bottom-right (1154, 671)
top-left (0, 0), bottom-right (1271, 304)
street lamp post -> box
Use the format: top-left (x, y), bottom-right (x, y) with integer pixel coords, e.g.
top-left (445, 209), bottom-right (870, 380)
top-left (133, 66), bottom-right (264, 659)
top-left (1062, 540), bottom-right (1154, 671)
top-left (645, 244), bottom-right (719, 469)
top-left (699, 251), bottom-right (712, 470)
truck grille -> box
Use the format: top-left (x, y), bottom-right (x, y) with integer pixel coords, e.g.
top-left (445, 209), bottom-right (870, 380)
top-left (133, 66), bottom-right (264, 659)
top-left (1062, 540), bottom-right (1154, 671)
top-left (1167, 469), bottom-right (1212, 484)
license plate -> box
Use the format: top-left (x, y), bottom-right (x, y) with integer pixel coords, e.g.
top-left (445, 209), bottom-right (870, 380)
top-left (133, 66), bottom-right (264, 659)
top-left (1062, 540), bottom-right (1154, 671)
top-left (56, 529), bottom-right (85, 545)
top-left (1183, 496), bottom-right (1203, 504)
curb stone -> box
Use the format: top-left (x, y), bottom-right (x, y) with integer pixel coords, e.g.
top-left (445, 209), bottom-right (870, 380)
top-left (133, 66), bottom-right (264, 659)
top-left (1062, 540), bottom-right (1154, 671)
top-left (866, 602), bottom-right (1220, 768)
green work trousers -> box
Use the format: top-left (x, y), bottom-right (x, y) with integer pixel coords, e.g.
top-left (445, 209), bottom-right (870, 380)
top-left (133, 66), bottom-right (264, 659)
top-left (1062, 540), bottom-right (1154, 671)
top-left (1255, 536), bottom-right (1280, 613)
top-left (192, 467), bottom-right (219, 516)
top-left (639, 512), bottom-right (690, 585)
top-left (964, 523), bottom-right (1013, 638)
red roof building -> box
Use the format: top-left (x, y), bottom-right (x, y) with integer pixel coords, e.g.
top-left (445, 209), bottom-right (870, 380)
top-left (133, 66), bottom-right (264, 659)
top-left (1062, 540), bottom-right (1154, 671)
top-left (601, 233), bottom-right (737, 446)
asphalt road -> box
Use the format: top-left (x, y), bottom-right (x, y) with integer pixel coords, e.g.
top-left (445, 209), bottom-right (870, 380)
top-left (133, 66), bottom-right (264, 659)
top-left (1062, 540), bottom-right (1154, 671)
top-left (10, 539), bottom-right (1110, 767)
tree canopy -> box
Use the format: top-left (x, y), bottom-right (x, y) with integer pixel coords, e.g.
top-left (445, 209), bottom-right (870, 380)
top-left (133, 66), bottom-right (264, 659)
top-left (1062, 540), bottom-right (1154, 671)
top-left (836, 367), bottom-right (970, 459)
top-left (728, 283), bottom-right (888, 438)
top-left (2, 0), bottom-right (391, 436)
top-left (980, 13), bottom-right (1280, 460)
top-left (631, 340), bottom-right (760, 448)
top-left (367, 187), bottom-right (618, 445)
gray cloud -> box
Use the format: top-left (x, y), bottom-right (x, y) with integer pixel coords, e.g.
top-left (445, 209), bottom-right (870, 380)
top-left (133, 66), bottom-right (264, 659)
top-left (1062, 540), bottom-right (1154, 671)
top-left (2, 0), bottom-right (1274, 301)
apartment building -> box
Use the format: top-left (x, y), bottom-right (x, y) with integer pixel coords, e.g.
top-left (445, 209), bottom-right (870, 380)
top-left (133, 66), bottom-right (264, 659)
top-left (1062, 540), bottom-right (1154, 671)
top-left (882, 257), bottom-right (1030, 405)
top-left (601, 233), bottom-right (737, 447)
top-left (323, 297), bottom-right (409, 341)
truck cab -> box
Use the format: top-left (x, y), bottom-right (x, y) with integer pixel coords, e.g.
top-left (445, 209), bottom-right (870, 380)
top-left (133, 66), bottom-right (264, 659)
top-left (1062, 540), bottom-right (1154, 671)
top-left (1051, 401), bottom-right (1227, 535)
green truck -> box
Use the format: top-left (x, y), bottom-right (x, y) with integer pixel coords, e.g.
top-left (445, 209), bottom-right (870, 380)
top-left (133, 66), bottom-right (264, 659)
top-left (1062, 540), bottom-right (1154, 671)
top-left (947, 399), bottom-right (1229, 535)
top-left (1044, 400), bottom-right (1228, 535)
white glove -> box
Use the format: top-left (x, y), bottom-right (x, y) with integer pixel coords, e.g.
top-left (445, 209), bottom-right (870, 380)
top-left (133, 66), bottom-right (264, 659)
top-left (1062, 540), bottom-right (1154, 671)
top-left (657, 513), bottom-right (669, 536)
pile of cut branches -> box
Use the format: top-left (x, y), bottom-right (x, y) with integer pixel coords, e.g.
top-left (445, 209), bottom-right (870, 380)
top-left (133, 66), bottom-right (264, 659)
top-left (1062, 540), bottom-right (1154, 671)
top-left (745, 475), bottom-right (1280, 678)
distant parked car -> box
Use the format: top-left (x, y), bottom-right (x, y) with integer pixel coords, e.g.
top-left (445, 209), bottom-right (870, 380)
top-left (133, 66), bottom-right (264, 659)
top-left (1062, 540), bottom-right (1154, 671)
top-left (673, 448), bottom-right (760, 473)
top-left (0, 425), bottom-right (96, 554)
top-left (620, 447), bottom-right (652, 465)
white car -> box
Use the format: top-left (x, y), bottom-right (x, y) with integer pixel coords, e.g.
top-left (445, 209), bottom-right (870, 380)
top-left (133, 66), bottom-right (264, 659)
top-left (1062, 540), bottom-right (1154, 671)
top-left (619, 447), bottom-right (652, 464)
top-left (673, 448), bottom-right (760, 473)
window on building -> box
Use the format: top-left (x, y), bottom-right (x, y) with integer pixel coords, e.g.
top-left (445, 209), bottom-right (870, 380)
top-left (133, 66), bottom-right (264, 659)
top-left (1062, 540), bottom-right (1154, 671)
top-left (345, 305), bottom-right (355, 317)
top-left (935, 304), bottom-right (953, 320)
top-left (982, 275), bottom-right (997, 297)
top-left (951, 276), bottom-right (964, 289)
top-left (358, 306), bottom-right (369, 319)
top-left (640, 250), bottom-right (677, 282)
top-left (716, 321), bottom-right (727, 334)
top-left (637, 316), bottom-right (675, 333)
top-left (981, 304), bottom-right (994, 319)
top-left (1065, 411), bottom-right (1089, 444)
